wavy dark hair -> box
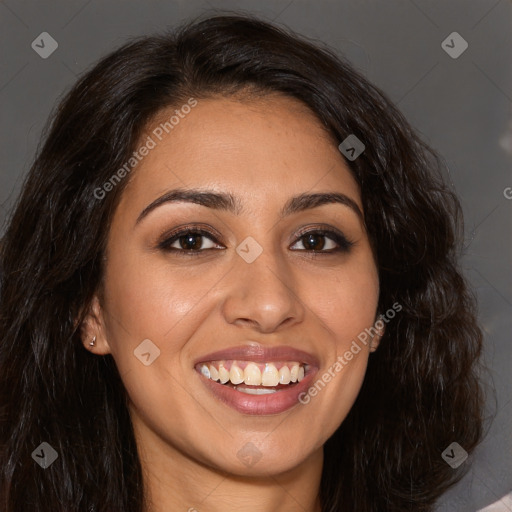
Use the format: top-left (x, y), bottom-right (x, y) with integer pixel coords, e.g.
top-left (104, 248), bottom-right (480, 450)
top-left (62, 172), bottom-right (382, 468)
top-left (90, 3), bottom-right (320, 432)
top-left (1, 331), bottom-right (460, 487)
top-left (0, 13), bottom-right (484, 512)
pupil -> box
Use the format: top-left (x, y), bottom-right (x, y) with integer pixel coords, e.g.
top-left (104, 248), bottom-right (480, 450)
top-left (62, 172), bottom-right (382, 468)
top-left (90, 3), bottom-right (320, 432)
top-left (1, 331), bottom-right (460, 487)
top-left (180, 234), bottom-right (202, 250)
top-left (306, 234), bottom-right (324, 250)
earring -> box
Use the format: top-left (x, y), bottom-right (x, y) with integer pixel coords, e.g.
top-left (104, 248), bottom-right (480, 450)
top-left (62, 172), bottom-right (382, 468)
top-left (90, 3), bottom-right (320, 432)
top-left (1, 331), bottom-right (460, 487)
top-left (89, 336), bottom-right (96, 347)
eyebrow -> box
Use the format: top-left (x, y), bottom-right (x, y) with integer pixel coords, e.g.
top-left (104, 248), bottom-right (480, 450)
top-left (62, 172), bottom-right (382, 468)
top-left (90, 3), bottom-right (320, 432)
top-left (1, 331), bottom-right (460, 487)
top-left (135, 188), bottom-right (363, 225)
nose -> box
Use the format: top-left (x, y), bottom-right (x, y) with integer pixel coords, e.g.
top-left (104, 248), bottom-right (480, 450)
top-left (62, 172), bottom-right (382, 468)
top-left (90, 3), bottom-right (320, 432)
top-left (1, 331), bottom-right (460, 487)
top-left (221, 248), bottom-right (305, 334)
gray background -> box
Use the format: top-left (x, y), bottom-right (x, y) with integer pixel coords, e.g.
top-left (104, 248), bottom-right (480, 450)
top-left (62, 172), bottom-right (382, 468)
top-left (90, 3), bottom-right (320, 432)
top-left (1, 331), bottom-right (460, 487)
top-left (0, 1), bottom-right (511, 510)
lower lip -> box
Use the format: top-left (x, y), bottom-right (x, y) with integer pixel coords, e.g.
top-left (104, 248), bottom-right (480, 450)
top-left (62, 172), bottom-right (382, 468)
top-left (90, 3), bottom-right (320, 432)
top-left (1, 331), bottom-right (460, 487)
top-left (197, 370), bottom-right (318, 415)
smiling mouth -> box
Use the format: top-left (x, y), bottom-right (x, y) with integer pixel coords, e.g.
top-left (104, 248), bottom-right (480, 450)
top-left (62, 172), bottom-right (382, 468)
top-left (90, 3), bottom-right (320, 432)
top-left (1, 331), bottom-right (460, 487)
top-left (193, 345), bottom-right (319, 414)
top-left (196, 360), bottom-right (308, 394)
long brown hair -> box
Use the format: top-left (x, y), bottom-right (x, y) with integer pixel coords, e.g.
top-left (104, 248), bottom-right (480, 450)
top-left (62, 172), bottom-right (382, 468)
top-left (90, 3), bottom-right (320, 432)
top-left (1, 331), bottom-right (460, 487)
top-left (0, 14), bottom-right (484, 511)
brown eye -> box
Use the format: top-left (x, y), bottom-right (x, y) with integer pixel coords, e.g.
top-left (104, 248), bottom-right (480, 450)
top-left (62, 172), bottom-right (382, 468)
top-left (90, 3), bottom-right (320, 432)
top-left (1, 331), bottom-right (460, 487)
top-left (302, 233), bottom-right (326, 251)
top-left (178, 233), bottom-right (204, 251)
top-left (290, 229), bottom-right (354, 253)
top-left (158, 228), bottom-right (223, 253)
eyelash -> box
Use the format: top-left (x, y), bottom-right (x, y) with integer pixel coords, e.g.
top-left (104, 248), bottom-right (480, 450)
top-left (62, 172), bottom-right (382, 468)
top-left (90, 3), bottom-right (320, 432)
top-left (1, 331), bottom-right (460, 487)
top-left (157, 224), bottom-right (354, 257)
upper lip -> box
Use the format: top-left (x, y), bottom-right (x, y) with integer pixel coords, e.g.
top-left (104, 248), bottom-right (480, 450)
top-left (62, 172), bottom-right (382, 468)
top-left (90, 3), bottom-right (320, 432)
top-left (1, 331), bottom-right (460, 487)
top-left (194, 343), bottom-right (320, 367)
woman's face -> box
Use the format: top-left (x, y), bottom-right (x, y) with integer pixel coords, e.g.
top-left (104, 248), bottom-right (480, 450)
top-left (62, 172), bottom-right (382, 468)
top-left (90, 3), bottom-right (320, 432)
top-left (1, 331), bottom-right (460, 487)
top-left (84, 94), bottom-right (381, 476)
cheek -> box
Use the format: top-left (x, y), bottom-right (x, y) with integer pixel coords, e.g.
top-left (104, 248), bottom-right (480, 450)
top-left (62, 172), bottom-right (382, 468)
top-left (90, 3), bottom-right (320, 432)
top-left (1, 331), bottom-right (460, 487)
top-left (103, 251), bottom-right (213, 340)
top-left (298, 253), bottom-right (378, 425)
top-left (309, 256), bottom-right (379, 347)
top-left (100, 246), bottom-right (230, 385)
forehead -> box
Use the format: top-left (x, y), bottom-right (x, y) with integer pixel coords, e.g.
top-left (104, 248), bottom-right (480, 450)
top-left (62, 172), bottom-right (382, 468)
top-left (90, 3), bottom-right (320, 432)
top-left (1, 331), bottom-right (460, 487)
top-left (119, 94), bottom-right (361, 214)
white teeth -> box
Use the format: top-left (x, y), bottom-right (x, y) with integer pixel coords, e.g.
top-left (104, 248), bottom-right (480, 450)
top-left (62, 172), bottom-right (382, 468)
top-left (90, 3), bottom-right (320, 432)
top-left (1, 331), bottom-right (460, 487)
top-left (199, 361), bottom-right (308, 387)
top-left (234, 386), bottom-right (277, 395)
top-left (218, 363), bottom-right (230, 384)
top-left (200, 364), bottom-right (210, 379)
top-left (209, 364), bottom-right (219, 381)
top-left (230, 363), bottom-right (245, 385)
top-left (244, 363), bottom-right (261, 386)
top-left (279, 365), bottom-right (291, 384)
top-left (261, 363), bottom-right (279, 386)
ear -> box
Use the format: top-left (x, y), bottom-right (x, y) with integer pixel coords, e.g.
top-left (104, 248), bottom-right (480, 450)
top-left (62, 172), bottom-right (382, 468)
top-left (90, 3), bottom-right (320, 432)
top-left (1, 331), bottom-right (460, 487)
top-left (369, 316), bottom-right (386, 353)
top-left (79, 295), bottom-right (112, 355)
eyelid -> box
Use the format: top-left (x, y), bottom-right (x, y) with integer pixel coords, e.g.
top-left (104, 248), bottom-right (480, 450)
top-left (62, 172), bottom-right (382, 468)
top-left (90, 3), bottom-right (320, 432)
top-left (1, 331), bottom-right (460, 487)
top-left (158, 223), bottom-right (223, 242)
top-left (294, 224), bottom-right (343, 238)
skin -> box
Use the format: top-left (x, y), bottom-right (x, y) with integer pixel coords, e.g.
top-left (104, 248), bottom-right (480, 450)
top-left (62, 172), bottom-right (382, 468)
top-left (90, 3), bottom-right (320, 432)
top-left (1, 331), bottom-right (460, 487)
top-left (81, 94), bottom-right (383, 512)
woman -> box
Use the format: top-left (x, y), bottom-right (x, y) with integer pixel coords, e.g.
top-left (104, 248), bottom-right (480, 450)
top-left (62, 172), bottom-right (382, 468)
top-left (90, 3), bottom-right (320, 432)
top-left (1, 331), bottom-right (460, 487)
top-left (0, 14), bottom-right (484, 512)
